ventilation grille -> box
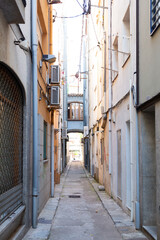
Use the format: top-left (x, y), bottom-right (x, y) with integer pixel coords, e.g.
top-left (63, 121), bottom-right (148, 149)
top-left (51, 65), bottom-right (60, 84)
top-left (50, 86), bottom-right (59, 105)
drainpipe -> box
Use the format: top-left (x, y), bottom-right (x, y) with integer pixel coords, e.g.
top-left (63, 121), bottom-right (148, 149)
top-left (51, 112), bottom-right (54, 197)
top-left (135, 0), bottom-right (140, 229)
top-left (104, 32), bottom-right (106, 112)
top-left (103, 1), bottom-right (106, 112)
top-left (130, 76), bottom-right (134, 221)
top-left (31, 0), bottom-right (38, 228)
top-left (58, 113), bottom-right (61, 173)
top-left (108, 0), bottom-right (112, 181)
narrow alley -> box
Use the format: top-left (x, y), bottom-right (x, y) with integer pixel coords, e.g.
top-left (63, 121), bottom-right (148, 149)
top-left (1, 1), bottom-right (160, 239)
top-left (49, 161), bottom-right (121, 240)
top-left (24, 161), bottom-right (148, 240)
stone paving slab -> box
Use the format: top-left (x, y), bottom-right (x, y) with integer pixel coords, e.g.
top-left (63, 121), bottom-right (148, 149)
top-left (84, 168), bottom-right (148, 240)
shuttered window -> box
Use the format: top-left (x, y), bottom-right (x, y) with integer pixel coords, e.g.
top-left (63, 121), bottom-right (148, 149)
top-left (0, 63), bottom-right (23, 223)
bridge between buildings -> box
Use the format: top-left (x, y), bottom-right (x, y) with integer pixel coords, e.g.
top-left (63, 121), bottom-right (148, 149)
top-left (67, 94), bottom-right (84, 133)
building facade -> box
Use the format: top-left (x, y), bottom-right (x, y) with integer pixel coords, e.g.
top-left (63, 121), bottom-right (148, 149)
top-left (138, 0), bottom-right (160, 238)
top-left (0, 1), bottom-right (32, 239)
top-left (37, 0), bottom-right (61, 214)
top-left (88, 0), bottom-right (138, 225)
top-left (0, 0), bottom-right (62, 238)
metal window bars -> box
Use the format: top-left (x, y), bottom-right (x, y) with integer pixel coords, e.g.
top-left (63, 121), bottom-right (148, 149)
top-left (151, 0), bottom-right (160, 34)
top-left (0, 64), bottom-right (23, 223)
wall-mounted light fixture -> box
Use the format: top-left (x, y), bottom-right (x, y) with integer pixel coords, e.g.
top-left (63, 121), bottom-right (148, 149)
top-left (42, 55), bottom-right (56, 63)
top-left (14, 38), bottom-right (30, 52)
top-left (48, 0), bottom-right (62, 4)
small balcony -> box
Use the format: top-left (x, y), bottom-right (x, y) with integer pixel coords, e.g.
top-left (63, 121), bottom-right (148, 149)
top-left (0, 0), bottom-right (26, 24)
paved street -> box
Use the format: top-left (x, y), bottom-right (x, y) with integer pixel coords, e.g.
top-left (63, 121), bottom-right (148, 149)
top-left (49, 161), bottom-right (122, 240)
top-left (23, 160), bottom-right (148, 240)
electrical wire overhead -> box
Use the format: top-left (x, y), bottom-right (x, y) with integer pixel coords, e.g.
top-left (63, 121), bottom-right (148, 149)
top-left (75, 0), bottom-right (84, 9)
top-left (53, 13), bottom-right (84, 19)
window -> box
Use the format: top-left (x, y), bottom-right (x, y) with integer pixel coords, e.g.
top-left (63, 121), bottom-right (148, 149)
top-left (68, 103), bottom-right (83, 120)
top-left (43, 121), bottom-right (47, 160)
top-left (122, 6), bottom-right (130, 66)
top-left (112, 35), bottom-right (119, 81)
top-left (150, 0), bottom-right (160, 34)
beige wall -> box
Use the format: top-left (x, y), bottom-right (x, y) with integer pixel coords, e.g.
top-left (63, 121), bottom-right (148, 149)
top-left (139, 1), bottom-right (160, 105)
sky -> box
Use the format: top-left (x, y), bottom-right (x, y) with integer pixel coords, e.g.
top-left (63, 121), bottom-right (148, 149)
top-left (62, 0), bottom-right (84, 94)
top-left (52, 0), bottom-right (85, 94)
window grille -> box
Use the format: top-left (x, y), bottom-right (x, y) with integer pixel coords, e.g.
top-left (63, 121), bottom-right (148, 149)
top-left (0, 63), bottom-right (23, 223)
top-left (151, 0), bottom-right (160, 34)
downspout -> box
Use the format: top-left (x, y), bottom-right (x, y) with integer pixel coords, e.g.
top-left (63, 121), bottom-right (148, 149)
top-left (129, 2), bottom-right (134, 222)
top-left (104, 31), bottom-right (106, 112)
top-left (135, 0), bottom-right (140, 229)
top-left (58, 113), bottom-right (61, 173)
top-left (108, 0), bottom-right (112, 182)
top-left (51, 111), bottom-right (54, 197)
top-left (49, 4), bottom-right (55, 198)
top-left (31, 0), bottom-right (38, 228)
top-left (103, 0), bottom-right (106, 113)
top-left (130, 76), bottom-right (134, 221)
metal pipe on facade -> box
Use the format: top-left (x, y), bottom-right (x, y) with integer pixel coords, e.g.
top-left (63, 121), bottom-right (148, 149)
top-left (104, 31), bottom-right (106, 112)
top-left (51, 112), bottom-right (54, 197)
top-left (130, 77), bottom-right (134, 221)
top-left (135, 0), bottom-right (140, 229)
top-left (31, 0), bottom-right (38, 229)
top-left (108, 0), bottom-right (112, 178)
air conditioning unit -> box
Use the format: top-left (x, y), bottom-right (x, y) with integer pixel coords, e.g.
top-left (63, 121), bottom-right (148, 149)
top-left (50, 86), bottom-right (59, 105)
top-left (51, 65), bottom-right (60, 84)
top-left (84, 126), bottom-right (89, 137)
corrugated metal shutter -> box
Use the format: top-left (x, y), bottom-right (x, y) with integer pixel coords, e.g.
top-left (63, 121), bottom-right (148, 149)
top-left (0, 63), bottom-right (23, 223)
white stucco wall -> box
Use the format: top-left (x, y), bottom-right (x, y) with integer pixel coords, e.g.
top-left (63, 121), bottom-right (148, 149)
top-left (139, 0), bottom-right (160, 104)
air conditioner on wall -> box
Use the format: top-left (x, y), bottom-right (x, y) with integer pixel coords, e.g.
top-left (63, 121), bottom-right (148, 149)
top-left (50, 86), bottom-right (59, 105)
top-left (50, 65), bottom-right (60, 84)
